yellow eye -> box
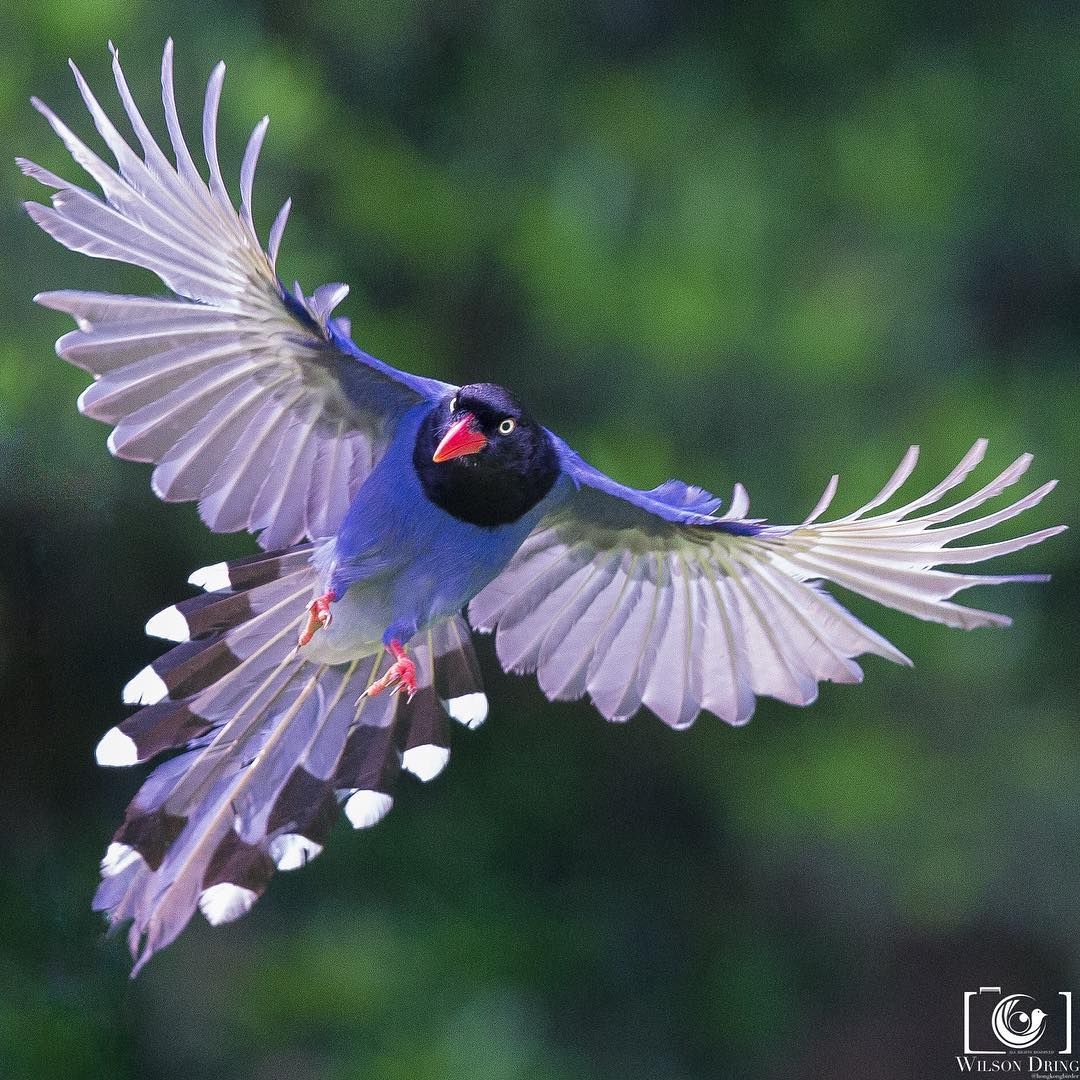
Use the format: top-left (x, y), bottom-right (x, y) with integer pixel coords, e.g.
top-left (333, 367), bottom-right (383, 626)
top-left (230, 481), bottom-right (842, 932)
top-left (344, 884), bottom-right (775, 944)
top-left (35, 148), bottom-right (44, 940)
top-left (449, 396), bottom-right (458, 413)
top-left (498, 418), bottom-right (516, 435)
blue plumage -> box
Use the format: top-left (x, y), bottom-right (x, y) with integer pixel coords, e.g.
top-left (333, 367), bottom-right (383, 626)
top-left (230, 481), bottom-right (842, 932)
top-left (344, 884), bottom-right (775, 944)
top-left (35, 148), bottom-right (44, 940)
top-left (22, 41), bottom-right (1061, 973)
top-left (313, 399), bottom-right (572, 655)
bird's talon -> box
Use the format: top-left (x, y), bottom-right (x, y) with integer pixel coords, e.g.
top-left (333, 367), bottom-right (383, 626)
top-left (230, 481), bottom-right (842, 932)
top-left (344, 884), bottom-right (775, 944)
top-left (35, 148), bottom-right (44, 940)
top-left (297, 590), bottom-right (337, 648)
top-left (358, 643), bottom-right (417, 703)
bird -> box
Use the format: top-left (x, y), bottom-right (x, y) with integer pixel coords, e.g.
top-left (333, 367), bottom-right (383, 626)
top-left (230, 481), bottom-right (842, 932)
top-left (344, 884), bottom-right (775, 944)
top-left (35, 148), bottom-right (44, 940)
top-left (20, 41), bottom-right (1062, 974)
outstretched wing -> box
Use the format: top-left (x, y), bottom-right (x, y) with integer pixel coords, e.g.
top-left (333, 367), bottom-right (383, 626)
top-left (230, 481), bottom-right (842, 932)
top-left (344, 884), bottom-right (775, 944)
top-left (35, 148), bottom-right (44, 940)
top-left (21, 41), bottom-right (452, 549)
top-left (469, 439), bottom-right (1063, 729)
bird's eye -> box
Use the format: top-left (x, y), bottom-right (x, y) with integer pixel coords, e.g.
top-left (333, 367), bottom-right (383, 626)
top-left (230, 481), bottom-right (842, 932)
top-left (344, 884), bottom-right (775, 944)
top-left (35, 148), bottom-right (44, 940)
top-left (498, 418), bottom-right (516, 435)
top-left (449, 396), bottom-right (458, 413)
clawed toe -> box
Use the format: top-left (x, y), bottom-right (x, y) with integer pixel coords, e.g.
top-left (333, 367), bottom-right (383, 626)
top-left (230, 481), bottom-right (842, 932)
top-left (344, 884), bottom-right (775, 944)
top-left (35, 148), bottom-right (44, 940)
top-left (359, 659), bottom-right (418, 702)
top-left (357, 639), bottom-right (418, 703)
top-left (297, 590), bottom-right (337, 648)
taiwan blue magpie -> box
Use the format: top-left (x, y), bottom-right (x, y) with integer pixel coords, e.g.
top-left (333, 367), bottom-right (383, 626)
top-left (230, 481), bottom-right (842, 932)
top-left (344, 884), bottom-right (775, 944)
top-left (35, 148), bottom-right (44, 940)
top-left (21, 42), bottom-right (1062, 972)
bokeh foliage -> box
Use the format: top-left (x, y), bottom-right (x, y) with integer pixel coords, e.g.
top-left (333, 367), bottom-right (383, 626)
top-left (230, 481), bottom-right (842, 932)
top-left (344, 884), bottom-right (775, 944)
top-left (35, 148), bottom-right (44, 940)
top-left (0, 2), bottom-right (1076, 1077)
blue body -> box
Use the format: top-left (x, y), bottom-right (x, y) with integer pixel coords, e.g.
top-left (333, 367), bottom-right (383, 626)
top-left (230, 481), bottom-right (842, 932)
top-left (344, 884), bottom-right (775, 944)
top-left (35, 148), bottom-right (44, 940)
top-left (311, 401), bottom-right (574, 655)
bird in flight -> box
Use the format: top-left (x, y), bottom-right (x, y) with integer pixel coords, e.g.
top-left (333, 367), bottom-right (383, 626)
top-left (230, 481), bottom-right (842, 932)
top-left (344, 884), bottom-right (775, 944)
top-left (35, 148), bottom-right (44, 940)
top-left (21, 42), bottom-right (1062, 974)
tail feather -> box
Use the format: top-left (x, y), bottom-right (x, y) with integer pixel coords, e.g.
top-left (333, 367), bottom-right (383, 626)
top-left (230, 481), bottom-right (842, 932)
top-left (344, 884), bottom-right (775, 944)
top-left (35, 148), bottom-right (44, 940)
top-left (121, 561), bottom-right (315, 707)
top-left (335, 722), bottom-right (400, 793)
top-left (266, 768), bottom-right (339, 868)
top-left (335, 715), bottom-right (400, 831)
top-left (93, 545), bottom-right (487, 974)
top-left (105, 701), bottom-right (212, 765)
top-left (399, 690), bottom-right (453, 782)
top-left (430, 617), bottom-right (489, 729)
top-left (186, 544), bottom-right (315, 592)
top-left (148, 591), bottom-right (255, 642)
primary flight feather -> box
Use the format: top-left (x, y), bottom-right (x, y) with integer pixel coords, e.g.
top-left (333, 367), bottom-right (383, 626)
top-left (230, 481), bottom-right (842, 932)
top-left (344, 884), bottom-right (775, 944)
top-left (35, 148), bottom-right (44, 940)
top-left (21, 41), bottom-right (1062, 973)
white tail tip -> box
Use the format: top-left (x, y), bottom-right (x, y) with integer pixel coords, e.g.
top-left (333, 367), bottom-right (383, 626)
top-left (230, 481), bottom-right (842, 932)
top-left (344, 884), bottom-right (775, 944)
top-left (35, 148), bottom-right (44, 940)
top-left (95, 726), bottom-right (139, 767)
top-left (188, 562), bottom-right (231, 591)
top-left (100, 841), bottom-right (142, 877)
top-left (122, 666), bottom-right (168, 706)
top-left (343, 790), bottom-right (393, 829)
top-left (198, 883), bottom-right (258, 925)
top-left (145, 604), bottom-right (189, 642)
top-left (444, 692), bottom-right (488, 729)
top-left (268, 833), bottom-right (323, 871)
top-left (402, 744), bottom-right (450, 782)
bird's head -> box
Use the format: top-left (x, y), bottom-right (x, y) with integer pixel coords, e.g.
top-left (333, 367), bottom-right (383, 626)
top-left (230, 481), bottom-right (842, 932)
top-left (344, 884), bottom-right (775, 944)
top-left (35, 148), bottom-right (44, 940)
top-left (431, 384), bottom-right (540, 467)
top-left (414, 383), bottom-right (559, 526)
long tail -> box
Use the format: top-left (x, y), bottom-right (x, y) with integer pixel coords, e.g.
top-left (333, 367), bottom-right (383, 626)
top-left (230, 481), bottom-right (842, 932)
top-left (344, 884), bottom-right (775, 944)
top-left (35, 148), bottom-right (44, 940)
top-left (93, 546), bottom-right (487, 975)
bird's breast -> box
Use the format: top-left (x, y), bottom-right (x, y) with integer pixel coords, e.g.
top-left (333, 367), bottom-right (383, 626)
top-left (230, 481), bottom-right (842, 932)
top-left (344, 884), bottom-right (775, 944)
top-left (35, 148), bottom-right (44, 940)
top-left (313, 415), bottom-right (568, 663)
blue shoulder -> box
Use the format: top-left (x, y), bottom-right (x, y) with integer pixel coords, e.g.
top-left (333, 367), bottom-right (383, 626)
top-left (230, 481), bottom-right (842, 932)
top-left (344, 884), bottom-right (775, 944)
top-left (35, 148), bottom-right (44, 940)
top-left (281, 281), bottom-right (456, 409)
top-left (550, 432), bottom-right (764, 537)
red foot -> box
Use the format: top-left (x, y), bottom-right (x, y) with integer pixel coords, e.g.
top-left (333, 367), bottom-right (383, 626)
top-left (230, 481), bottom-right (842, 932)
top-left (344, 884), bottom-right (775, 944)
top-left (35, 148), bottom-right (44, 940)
top-left (362, 639), bottom-right (418, 702)
top-left (297, 590), bottom-right (337, 648)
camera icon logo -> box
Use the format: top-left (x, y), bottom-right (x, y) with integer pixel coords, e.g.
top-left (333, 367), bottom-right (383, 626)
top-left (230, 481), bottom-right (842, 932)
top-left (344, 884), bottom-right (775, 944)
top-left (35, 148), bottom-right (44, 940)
top-left (990, 995), bottom-right (1046, 1049)
top-left (963, 987), bottom-right (1072, 1056)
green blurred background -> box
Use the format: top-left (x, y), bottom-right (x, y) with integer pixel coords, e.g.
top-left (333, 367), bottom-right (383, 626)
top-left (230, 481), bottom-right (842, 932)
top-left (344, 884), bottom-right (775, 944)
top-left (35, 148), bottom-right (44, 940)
top-left (1, 2), bottom-right (1076, 1077)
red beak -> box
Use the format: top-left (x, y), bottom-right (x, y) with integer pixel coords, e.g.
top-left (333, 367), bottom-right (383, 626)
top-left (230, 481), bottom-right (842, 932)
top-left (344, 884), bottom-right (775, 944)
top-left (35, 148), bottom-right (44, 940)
top-left (432, 413), bottom-right (488, 463)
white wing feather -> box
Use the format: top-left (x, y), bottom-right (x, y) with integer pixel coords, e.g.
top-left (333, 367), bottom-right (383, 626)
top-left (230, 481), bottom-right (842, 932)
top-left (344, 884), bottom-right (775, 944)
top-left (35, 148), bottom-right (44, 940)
top-left (22, 41), bottom-right (450, 549)
top-left (471, 443), bottom-right (1062, 727)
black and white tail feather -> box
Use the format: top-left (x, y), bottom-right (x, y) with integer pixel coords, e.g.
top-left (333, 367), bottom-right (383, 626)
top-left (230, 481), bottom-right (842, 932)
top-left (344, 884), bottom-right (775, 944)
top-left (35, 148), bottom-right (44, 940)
top-left (96, 547), bottom-right (486, 974)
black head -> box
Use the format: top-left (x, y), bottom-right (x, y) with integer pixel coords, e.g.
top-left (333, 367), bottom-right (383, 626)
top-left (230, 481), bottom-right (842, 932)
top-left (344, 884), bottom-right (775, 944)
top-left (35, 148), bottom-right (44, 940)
top-left (413, 383), bottom-right (559, 527)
